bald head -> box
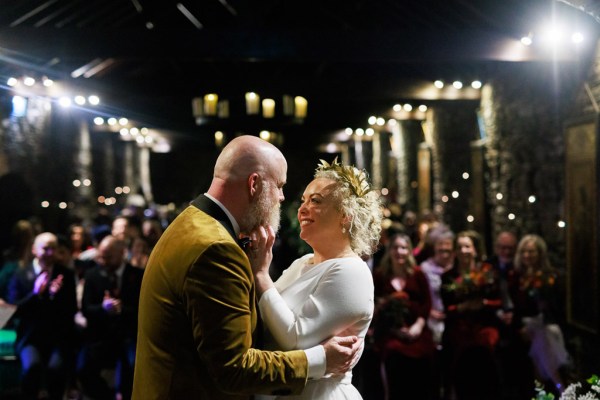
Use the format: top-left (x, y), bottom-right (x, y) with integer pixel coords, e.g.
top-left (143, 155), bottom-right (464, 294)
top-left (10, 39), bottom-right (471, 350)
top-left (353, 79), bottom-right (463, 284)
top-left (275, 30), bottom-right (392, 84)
top-left (32, 232), bottom-right (58, 270)
top-left (207, 135), bottom-right (287, 232)
top-left (96, 235), bottom-right (127, 271)
top-left (213, 136), bottom-right (286, 182)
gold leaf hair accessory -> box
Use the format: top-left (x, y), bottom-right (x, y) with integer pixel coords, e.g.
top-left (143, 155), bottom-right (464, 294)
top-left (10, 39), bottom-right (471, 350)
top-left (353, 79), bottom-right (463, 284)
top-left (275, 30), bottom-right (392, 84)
top-left (316, 157), bottom-right (372, 197)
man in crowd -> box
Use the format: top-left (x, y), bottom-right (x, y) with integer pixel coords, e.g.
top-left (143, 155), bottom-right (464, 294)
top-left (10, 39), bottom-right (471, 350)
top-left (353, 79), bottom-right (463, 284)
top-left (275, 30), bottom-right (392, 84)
top-left (7, 232), bottom-right (77, 400)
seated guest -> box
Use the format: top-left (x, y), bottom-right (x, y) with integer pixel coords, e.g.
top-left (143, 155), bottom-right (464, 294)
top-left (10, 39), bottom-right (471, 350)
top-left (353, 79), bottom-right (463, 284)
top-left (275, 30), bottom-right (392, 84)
top-left (78, 235), bottom-right (144, 400)
top-left (7, 232), bottom-right (77, 400)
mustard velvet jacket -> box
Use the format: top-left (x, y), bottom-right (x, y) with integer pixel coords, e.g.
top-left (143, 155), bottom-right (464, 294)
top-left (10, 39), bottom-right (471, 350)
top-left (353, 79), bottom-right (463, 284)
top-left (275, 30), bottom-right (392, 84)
top-left (133, 196), bottom-right (308, 399)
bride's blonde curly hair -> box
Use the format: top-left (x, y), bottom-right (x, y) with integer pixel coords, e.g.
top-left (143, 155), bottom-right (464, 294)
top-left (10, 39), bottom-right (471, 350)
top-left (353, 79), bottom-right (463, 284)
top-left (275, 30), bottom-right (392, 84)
top-left (315, 159), bottom-right (383, 258)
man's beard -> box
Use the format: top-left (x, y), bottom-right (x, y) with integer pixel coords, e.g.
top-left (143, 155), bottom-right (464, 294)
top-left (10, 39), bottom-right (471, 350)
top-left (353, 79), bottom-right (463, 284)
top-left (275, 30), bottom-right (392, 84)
top-left (239, 181), bottom-right (281, 233)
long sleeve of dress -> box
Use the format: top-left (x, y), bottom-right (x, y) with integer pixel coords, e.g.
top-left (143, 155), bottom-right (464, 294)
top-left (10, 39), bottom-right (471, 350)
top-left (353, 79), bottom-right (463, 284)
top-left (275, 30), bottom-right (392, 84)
top-left (258, 257), bottom-right (374, 352)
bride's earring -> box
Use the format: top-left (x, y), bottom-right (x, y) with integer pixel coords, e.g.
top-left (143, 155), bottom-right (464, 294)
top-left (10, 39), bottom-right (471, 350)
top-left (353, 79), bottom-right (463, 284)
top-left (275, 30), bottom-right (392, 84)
top-left (341, 226), bottom-right (346, 234)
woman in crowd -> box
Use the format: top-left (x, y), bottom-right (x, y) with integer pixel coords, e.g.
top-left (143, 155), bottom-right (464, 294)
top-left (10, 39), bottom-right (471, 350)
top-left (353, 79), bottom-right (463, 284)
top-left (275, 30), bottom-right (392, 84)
top-left (250, 158), bottom-right (382, 399)
top-left (373, 233), bottom-right (435, 400)
top-left (441, 230), bottom-right (502, 399)
top-left (512, 234), bottom-right (570, 395)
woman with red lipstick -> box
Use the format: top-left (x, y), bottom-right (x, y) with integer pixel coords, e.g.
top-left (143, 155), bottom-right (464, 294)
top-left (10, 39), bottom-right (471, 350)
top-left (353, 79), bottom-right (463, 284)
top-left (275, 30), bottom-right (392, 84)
top-left (249, 159), bottom-right (383, 399)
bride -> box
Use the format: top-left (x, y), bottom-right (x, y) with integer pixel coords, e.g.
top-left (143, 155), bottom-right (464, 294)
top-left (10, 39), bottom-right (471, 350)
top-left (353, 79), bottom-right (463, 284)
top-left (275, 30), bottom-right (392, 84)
top-left (249, 159), bottom-right (383, 399)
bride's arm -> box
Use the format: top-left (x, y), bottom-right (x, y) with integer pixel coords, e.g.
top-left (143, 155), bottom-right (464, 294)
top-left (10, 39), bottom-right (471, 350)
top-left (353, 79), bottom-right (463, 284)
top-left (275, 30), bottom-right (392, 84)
top-left (249, 226), bottom-right (373, 351)
top-left (260, 260), bottom-right (373, 351)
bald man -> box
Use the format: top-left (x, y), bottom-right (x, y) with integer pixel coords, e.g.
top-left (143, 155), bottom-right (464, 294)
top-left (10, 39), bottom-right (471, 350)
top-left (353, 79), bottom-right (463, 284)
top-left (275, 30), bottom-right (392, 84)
top-left (133, 136), bottom-right (360, 399)
top-left (78, 235), bottom-right (144, 400)
top-left (8, 232), bottom-right (77, 400)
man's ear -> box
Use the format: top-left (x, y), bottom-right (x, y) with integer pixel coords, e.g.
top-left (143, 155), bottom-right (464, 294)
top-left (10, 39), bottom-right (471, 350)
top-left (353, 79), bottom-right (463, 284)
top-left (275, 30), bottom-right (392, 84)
top-left (248, 173), bottom-right (260, 197)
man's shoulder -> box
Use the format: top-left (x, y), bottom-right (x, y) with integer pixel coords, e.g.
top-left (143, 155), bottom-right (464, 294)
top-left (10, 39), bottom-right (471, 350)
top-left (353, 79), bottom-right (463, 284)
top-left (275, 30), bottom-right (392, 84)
top-left (164, 206), bottom-right (236, 246)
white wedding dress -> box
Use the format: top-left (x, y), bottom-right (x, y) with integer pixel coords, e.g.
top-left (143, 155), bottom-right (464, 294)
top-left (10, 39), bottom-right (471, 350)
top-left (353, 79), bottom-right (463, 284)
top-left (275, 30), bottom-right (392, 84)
top-left (257, 254), bottom-right (374, 399)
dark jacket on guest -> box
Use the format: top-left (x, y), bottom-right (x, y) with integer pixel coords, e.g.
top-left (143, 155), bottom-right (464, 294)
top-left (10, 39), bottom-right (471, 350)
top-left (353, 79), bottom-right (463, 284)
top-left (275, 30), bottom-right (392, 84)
top-left (81, 262), bottom-right (144, 342)
top-left (7, 262), bottom-right (77, 353)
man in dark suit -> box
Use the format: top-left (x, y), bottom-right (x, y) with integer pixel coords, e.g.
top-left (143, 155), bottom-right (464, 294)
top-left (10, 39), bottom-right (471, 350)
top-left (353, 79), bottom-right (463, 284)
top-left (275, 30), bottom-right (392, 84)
top-left (78, 235), bottom-right (144, 400)
top-left (7, 232), bottom-right (77, 400)
top-left (133, 135), bottom-right (360, 399)
top-left (486, 230), bottom-right (531, 400)
top-left (487, 230), bottom-right (518, 315)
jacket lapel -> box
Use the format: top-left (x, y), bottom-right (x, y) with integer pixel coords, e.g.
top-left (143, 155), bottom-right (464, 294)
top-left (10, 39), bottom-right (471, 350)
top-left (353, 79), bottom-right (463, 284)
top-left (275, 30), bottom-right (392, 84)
top-left (190, 194), bottom-right (237, 242)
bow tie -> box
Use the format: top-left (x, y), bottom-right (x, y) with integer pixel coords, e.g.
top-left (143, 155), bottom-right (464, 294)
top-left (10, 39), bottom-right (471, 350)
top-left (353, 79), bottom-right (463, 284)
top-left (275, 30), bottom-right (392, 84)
top-left (237, 237), bottom-right (252, 249)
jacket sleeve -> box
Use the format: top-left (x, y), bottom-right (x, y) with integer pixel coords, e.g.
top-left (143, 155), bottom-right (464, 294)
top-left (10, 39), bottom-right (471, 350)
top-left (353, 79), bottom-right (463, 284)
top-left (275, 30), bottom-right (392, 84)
top-left (184, 240), bottom-right (308, 396)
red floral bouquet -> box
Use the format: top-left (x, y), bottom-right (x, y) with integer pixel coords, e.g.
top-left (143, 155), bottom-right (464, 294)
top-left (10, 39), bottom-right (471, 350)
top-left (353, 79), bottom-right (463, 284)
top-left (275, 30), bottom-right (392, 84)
top-left (520, 268), bottom-right (556, 290)
top-left (373, 290), bottom-right (411, 341)
top-left (444, 262), bottom-right (496, 296)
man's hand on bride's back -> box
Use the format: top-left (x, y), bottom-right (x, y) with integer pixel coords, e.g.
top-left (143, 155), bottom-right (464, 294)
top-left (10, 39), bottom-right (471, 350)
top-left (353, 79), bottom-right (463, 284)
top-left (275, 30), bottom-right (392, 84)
top-left (322, 335), bottom-right (362, 375)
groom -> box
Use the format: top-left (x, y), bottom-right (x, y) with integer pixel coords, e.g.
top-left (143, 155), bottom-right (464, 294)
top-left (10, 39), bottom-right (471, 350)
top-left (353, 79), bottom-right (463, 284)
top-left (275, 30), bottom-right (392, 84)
top-left (133, 135), bottom-right (360, 399)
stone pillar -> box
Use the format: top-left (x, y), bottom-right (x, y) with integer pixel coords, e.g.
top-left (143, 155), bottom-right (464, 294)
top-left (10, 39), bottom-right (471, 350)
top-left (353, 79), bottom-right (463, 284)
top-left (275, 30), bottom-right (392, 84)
top-left (139, 146), bottom-right (154, 205)
top-left (371, 130), bottom-right (382, 190)
top-left (73, 121), bottom-right (94, 223)
top-left (390, 121), bottom-right (408, 205)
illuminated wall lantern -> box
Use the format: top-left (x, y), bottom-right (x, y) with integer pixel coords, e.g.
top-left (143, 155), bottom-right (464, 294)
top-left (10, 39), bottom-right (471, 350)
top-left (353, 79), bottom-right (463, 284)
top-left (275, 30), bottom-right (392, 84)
top-left (282, 95), bottom-right (294, 116)
top-left (245, 92), bottom-right (260, 115)
top-left (192, 97), bottom-right (203, 117)
top-left (215, 131), bottom-right (224, 147)
top-left (262, 98), bottom-right (275, 118)
top-left (218, 100), bottom-right (229, 118)
top-left (294, 96), bottom-right (307, 119)
top-left (203, 93), bottom-right (218, 116)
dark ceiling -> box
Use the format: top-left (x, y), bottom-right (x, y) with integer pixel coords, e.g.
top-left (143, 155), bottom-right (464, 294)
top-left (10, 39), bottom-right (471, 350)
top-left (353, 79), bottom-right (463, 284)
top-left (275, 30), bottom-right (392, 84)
top-left (1, 0), bottom-right (600, 148)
